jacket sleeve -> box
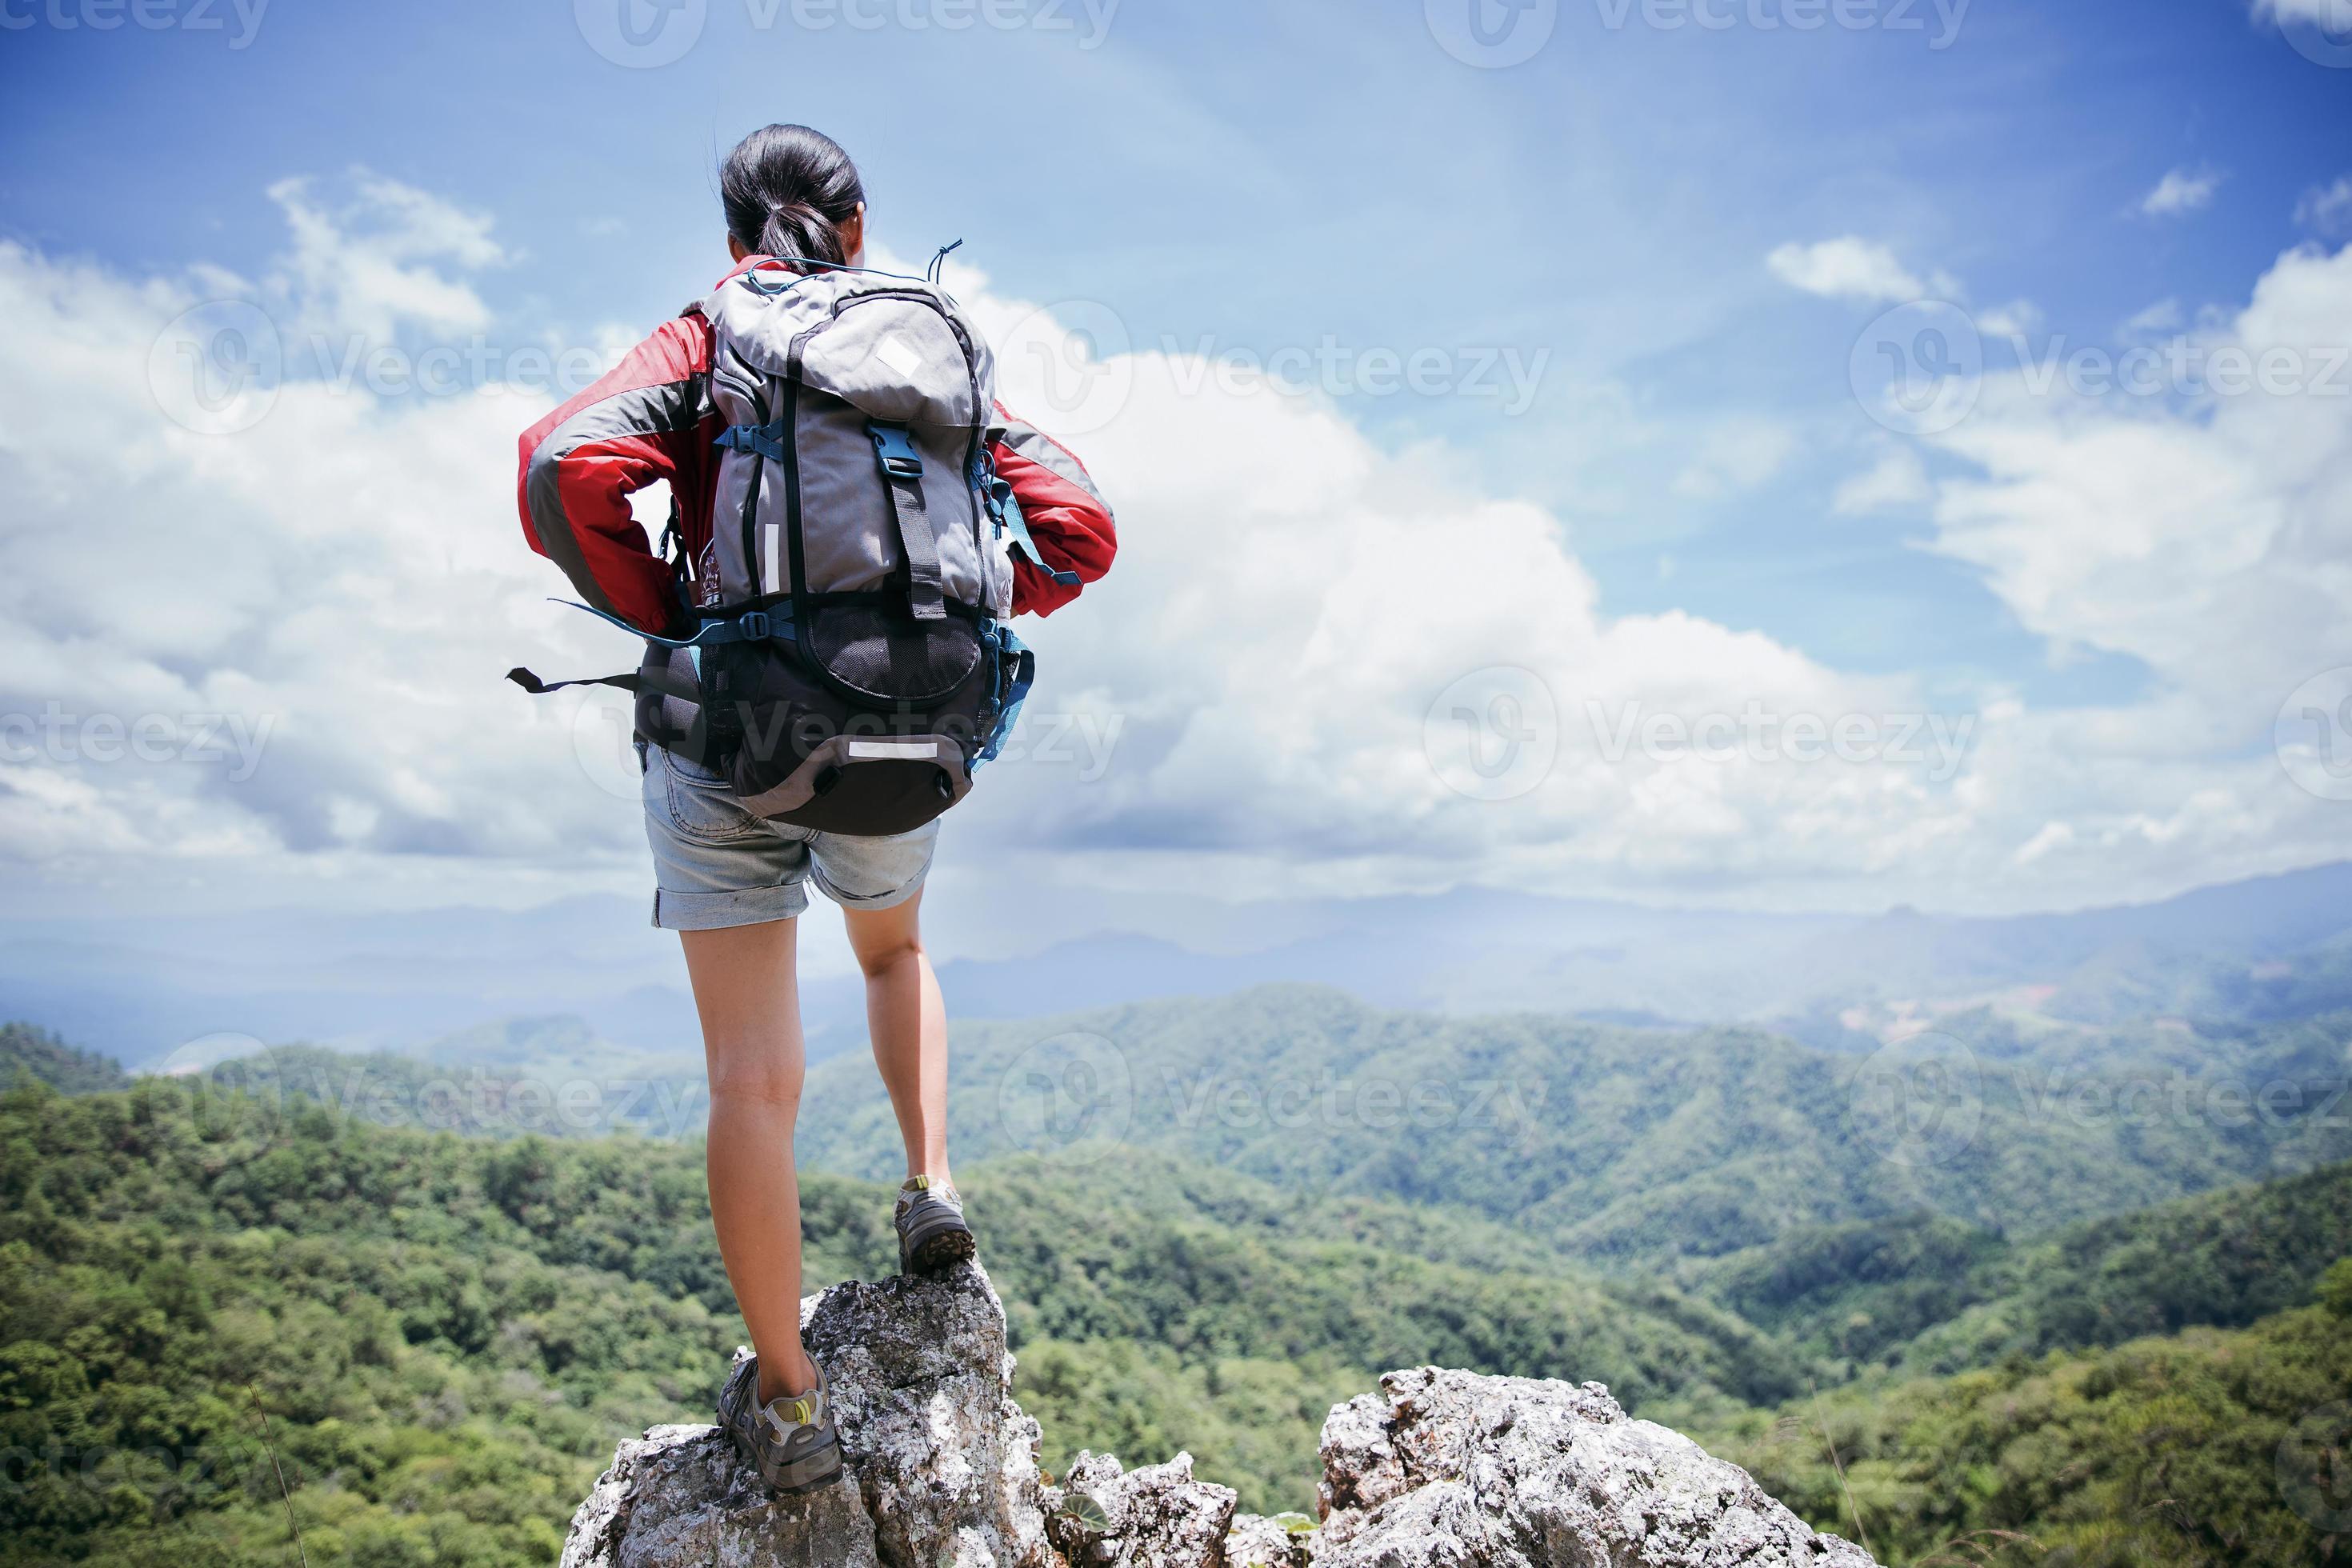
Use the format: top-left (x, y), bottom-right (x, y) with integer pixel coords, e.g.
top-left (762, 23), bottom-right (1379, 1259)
top-left (991, 402), bottom-right (1118, 618)
top-left (515, 315), bottom-right (714, 635)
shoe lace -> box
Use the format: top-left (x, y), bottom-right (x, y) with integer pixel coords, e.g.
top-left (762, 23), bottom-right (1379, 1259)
top-left (762, 1386), bottom-right (826, 1444)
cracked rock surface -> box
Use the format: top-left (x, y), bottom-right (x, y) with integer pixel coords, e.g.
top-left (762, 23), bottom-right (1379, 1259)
top-left (561, 1272), bottom-right (1880, 1568)
top-left (559, 1261), bottom-right (1049, 1568)
top-left (1314, 1367), bottom-right (1880, 1568)
top-left (1042, 1450), bottom-right (1237, 1566)
top-left (1225, 1512), bottom-right (1314, 1567)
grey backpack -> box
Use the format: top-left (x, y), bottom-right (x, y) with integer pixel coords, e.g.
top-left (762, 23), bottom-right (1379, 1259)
top-left (702, 258), bottom-right (1014, 625)
top-left (519, 258), bottom-right (1072, 836)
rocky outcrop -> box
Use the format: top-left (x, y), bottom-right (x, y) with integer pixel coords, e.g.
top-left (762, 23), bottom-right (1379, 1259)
top-left (1314, 1367), bottom-right (1879, 1567)
top-left (559, 1266), bottom-right (1880, 1568)
top-left (1223, 1512), bottom-right (1314, 1567)
top-left (1043, 1451), bottom-right (1238, 1566)
top-left (559, 1260), bottom-right (1049, 1568)
top-left (558, 1422), bottom-right (883, 1566)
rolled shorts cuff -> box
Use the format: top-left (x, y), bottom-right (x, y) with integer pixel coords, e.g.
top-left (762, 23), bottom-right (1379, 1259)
top-left (650, 881), bottom-right (812, 931)
top-left (809, 858), bottom-right (930, 913)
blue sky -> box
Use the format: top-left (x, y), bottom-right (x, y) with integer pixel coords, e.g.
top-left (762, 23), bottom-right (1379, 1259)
top-left (5, 0), bottom-right (2341, 683)
top-left (1, 0), bottom-right (2349, 938)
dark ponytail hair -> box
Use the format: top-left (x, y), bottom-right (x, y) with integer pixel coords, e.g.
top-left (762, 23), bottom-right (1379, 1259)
top-left (720, 123), bottom-right (866, 270)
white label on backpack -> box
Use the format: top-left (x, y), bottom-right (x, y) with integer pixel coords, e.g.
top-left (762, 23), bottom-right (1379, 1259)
top-left (847, 739), bottom-right (940, 761)
top-left (874, 334), bottom-right (922, 379)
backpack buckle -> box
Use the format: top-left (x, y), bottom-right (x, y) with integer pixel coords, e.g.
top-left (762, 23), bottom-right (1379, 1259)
top-left (867, 421), bottom-right (924, 480)
top-left (738, 610), bottom-right (771, 642)
top-left (716, 420), bottom-right (790, 463)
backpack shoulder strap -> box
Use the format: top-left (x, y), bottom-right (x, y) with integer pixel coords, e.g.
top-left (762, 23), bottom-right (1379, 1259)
top-left (866, 421), bottom-right (947, 620)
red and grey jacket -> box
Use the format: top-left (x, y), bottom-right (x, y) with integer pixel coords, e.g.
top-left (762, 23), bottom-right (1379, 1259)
top-left (516, 269), bottom-right (1117, 636)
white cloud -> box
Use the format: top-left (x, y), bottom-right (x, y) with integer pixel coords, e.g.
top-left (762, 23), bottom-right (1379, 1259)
top-left (1832, 446), bottom-right (1930, 515)
top-left (1909, 241), bottom-right (2352, 894)
top-left (1671, 418), bottom-right (1799, 499)
top-left (265, 174), bottom-right (506, 342)
top-left (2140, 166), bottom-right (2222, 218)
top-left (1976, 300), bottom-right (2043, 339)
top-left (2013, 820), bottom-right (2074, 866)
top-left (0, 204), bottom-right (628, 899)
top-left (2122, 298), bottom-right (2184, 336)
top-left (2, 191), bottom-right (2347, 919)
top-left (1766, 238), bottom-right (1947, 304)
top-left (2297, 175), bottom-right (2352, 234)
top-left (0, 206), bottom-right (1959, 910)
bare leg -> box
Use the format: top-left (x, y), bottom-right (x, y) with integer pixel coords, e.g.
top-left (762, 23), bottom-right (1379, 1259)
top-left (843, 890), bottom-right (951, 1186)
top-left (680, 918), bottom-right (818, 1406)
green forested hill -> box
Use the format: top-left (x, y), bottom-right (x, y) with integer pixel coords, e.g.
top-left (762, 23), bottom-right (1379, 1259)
top-left (8, 1009), bottom-right (2350, 1566)
top-left (795, 986), bottom-right (2352, 1264)
top-left (162, 1038), bottom-right (710, 1141)
top-left (2, 1021), bottom-right (130, 1095)
top-left (1710, 1289), bottom-right (2352, 1567)
top-left (0, 1073), bottom-right (1796, 1562)
top-left (1686, 1158), bottom-right (2352, 1375)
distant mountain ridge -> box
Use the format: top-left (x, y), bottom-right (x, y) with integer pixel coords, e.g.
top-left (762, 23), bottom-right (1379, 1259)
top-left (795, 984), bottom-right (2352, 1266)
top-left (1682, 1158), bottom-right (2352, 1375)
top-left (8, 860), bottom-right (2349, 1069)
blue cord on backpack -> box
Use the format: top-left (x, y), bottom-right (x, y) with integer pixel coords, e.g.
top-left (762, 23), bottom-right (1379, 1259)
top-left (548, 598), bottom-right (793, 649)
top-left (973, 624), bottom-right (1034, 771)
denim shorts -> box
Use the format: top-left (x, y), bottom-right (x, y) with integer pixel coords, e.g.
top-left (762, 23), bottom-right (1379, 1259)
top-left (641, 745), bottom-right (940, 930)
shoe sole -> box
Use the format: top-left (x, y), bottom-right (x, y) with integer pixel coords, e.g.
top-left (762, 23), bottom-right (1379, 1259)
top-left (766, 1454), bottom-right (845, 1496)
top-left (902, 1220), bottom-right (977, 1275)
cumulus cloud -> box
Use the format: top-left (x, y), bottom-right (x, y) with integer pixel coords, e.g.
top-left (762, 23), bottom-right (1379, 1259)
top-left (1925, 242), bottom-right (2352, 715)
top-left (2, 186), bottom-right (2347, 917)
top-left (264, 175), bottom-right (507, 343)
top-left (0, 189), bottom-right (630, 900)
top-left (0, 197), bottom-right (1961, 910)
top-left (2140, 166), bottom-right (2222, 218)
top-left (1976, 300), bottom-right (2043, 339)
top-left (1832, 446), bottom-right (1931, 515)
top-left (1908, 241), bottom-right (2352, 885)
top-left (1671, 419), bottom-right (1799, 499)
top-left (1766, 238), bottom-right (1952, 304)
top-left (2298, 175), bottom-right (2352, 234)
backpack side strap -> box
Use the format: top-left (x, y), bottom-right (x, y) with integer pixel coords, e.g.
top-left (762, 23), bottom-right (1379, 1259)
top-left (506, 602), bottom-right (794, 697)
top-left (506, 665), bottom-right (698, 701)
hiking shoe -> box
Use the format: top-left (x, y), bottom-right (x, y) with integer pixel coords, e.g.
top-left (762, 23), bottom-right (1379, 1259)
top-left (894, 1175), bottom-right (975, 1275)
top-left (716, 1348), bottom-right (843, 1495)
